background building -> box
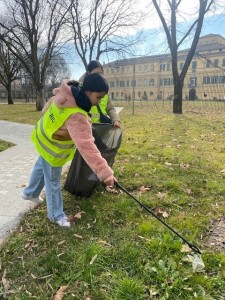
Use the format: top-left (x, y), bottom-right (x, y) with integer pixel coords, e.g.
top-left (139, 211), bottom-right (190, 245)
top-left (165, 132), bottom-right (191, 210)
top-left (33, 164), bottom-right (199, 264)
top-left (103, 34), bottom-right (225, 101)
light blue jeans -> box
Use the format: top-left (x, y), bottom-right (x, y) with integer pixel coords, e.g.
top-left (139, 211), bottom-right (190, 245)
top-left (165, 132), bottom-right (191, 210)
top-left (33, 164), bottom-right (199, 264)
top-left (23, 156), bottom-right (65, 222)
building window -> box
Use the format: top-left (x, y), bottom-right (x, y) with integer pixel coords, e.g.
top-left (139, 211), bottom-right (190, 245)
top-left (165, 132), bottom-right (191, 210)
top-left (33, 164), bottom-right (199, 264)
top-left (179, 62), bottom-right (184, 70)
top-left (150, 64), bottom-right (154, 72)
top-left (160, 64), bottom-right (166, 71)
top-left (203, 77), bottom-right (210, 84)
top-left (219, 76), bottom-right (225, 84)
top-left (144, 65), bottom-right (147, 72)
top-left (164, 78), bottom-right (172, 86)
top-left (149, 79), bottom-right (154, 86)
top-left (222, 58), bottom-right (225, 67)
top-left (190, 77), bottom-right (197, 87)
top-left (214, 59), bottom-right (218, 67)
top-left (127, 67), bottom-right (130, 72)
top-left (206, 60), bottom-right (210, 68)
top-left (121, 92), bottom-right (123, 97)
top-left (127, 81), bottom-right (129, 87)
top-left (159, 78), bottom-right (163, 86)
top-left (131, 80), bottom-right (136, 87)
top-left (110, 81), bottom-right (115, 87)
top-left (144, 79), bottom-right (147, 86)
top-left (139, 65), bottom-right (142, 72)
top-left (192, 61), bottom-right (197, 69)
top-left (211, 76), bottom-right (218, 84)
top-left (120, 81), bottom-right (125, 87)
top-left (116, 81), bottom-right (119, 87)
top-left (138, 79), bottom-right (142, 86)
top-left (138, 91), bottom-right (141, 98)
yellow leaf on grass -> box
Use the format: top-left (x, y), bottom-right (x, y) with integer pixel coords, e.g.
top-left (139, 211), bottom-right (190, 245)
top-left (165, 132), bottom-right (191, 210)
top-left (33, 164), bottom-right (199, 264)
top-left (53, 285), bottom-right (68, 300)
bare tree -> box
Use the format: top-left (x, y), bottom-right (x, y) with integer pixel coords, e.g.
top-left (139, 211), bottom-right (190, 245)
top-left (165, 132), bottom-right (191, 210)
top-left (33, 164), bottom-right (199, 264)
top-left (45, 53), bottom-right (71, 96)
top-left (69, 0), bottom-right (145, 70)
top-left (152, 0), bottom-right (215, 114)
top-left (0, 0), bottom-right (71, 111)
top-left (0, 40), bottom-right (22, 104)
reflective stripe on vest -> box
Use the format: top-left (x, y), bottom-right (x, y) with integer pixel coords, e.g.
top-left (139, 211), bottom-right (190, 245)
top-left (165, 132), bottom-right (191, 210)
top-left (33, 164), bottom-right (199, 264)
top-left (90, 94), bottom-right (109, 123)
top-left (31, 102), bottom-right (88, 167)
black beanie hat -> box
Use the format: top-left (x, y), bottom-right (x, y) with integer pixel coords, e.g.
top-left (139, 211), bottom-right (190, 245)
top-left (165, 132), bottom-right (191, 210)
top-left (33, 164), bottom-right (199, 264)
top-left (87, 60), bottom-right (103, 72)
top-left (70, 73), bottom-right (109, 112)
top-left (81, 73), bottom-right (109, 93)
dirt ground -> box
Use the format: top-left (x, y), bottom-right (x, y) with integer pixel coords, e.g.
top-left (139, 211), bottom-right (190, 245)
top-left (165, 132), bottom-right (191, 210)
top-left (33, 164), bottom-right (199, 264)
top-left (204, 217), bottom-right (225, 252)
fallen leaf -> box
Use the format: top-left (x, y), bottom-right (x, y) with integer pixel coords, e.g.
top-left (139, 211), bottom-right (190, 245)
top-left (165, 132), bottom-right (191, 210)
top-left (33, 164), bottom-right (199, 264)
top-left (156, 192), bottom-right (166, 199)
top-left (90, 254), bottom-right (98, 265)
top-left (74, 211), bottom-right (85, 219)
top-left (16, 183), bottom-right (27, 188)
top-left (57, 240), bottom-right (65, 245)
top-left (183, 188), bottom-right (192, 194)
top-left (139, 186), bottom-right (151, 194)
top-left (105, 186), bottom-right (119, 193)
top-left (155, 208), bottom-right (169, 218)
top-left (181, 244), bottom-right (192, 253)
top-left (73, 234), bottom-right (83, 239)
top-left (2, 269), bottom-right (10, 293)
top-left (165, 162), bottom-right (172, 166)
top-left (98, 240), bottom-right (112, 246)
top-left (53, 285), bottom-right (68, 300)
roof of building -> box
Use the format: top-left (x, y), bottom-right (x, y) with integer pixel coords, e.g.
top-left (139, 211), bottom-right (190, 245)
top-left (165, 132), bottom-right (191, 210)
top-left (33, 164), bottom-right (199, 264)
top-left (103, 34), bottom-right (225, 67)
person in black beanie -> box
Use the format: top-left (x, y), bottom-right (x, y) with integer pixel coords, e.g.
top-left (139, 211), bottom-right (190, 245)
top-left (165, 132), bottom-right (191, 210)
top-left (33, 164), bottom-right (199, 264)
top-left (79, 60), bottom-right (121, 127)
top-left (22, 73), bottom-right (116, 228)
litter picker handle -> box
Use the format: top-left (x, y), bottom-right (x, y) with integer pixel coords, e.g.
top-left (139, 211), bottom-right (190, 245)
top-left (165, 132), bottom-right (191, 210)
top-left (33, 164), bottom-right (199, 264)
top-left (115, 181), bottom-right (201, 254)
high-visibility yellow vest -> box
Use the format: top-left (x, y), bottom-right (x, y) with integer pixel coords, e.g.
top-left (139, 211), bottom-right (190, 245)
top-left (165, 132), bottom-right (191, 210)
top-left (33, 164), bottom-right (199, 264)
top-left (90, 94), bottom-right (109, 123)
top-left (31, 102), bottom-right (88, 167)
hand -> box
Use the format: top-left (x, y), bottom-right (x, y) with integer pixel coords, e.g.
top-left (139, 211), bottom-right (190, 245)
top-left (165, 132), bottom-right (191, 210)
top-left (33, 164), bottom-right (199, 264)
top-left (103, 175), bottom-right (117, 187)
top-left (113, 121), bottom-right (121, 128)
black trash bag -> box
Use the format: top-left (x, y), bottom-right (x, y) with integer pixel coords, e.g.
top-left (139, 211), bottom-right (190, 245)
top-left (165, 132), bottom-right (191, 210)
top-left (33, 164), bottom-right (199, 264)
top-left (64, 123), bottom-right (122, 197)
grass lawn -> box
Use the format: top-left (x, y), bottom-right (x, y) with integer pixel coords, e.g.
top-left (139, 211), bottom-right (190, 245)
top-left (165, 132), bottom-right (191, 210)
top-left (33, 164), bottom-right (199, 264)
top-left (0, 139), bottom-right (15, 152)
top-left (0, 102), bottom-right (225, 299)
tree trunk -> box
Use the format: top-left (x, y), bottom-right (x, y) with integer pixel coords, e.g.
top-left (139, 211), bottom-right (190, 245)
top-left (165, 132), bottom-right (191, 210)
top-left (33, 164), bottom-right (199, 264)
top-left (36, 86), bottom-right (44, 111)
top-left (173, 82), bottom-right (183, 114)
top-left (7, 83), bottom-right (14, 105)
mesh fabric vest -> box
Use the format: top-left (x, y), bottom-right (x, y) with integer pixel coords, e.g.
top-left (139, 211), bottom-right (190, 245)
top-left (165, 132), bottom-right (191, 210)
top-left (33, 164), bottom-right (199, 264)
top-left (31, 102), bottom-right (88, 167)
top-left (90, 94), bottom-right (109, 123)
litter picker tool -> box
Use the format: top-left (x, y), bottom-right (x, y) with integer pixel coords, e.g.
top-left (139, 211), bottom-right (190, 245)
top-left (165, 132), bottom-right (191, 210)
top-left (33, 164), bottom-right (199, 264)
top-left (115, 181), bottom-right (201, 254)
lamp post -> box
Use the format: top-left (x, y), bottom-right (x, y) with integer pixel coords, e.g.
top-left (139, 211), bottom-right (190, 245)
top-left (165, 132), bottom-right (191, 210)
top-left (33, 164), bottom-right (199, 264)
top-left (132, 64), bottom-right (135, 115)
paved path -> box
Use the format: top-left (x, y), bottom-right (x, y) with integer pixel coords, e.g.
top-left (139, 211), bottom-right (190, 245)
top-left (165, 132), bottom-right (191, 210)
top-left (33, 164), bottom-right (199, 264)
top-left (0, 107), bottom-right (123, 245)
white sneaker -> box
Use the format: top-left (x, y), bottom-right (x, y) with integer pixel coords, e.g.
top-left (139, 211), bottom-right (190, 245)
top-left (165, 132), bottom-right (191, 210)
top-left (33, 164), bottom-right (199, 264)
top-left (56, 216), bottom-right (71, 228)
top-left (21, 192), bottom-right (44, 205)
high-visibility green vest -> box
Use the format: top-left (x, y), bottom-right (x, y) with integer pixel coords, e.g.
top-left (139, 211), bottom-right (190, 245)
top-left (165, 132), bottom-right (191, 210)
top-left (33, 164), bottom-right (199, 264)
top-left (90, 94), bottom-right (109, 123)
top-left (31, 102), bottom-right (88, 167)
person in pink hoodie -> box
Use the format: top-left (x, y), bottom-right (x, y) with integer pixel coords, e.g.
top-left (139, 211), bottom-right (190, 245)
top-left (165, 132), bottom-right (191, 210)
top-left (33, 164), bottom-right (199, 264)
top-left (22, 73), bottom-right (116, 227)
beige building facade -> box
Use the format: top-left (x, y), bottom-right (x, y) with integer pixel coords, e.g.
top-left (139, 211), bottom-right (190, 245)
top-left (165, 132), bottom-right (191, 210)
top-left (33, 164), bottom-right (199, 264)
top-left (103, 34), bottom-right (225, 101)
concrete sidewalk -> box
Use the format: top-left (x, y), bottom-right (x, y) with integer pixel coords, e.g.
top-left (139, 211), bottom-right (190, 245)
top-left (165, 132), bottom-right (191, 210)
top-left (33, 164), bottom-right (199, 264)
top-left (0, 107), bottom-right (123, 245)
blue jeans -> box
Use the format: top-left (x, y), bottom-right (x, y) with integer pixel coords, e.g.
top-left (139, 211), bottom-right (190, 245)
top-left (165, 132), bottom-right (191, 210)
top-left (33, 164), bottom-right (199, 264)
top-left (23, 156), bottom-right (65, 221)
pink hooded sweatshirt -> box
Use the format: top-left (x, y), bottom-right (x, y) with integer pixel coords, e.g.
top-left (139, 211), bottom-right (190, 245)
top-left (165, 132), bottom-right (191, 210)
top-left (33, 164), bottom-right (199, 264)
top-left (42, 79), bottom-right (113, 183)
